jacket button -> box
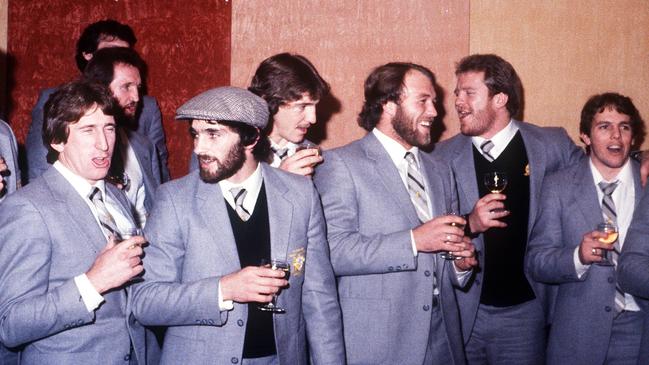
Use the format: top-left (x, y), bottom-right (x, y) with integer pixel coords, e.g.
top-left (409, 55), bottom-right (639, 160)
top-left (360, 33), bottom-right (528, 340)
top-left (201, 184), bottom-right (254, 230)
top-left (124, 354), bottom-right (131, 361)
top-left (605, 306), bottom-right (612, 312)
top-left (396, 266), bottom-right (402, 271)
top-left (423, 305), bottom-right (430, 311)
top-left (388, 266), bottom-right (394, 271)
top-left (424, 270), bottom-right (431, 277)
top-left (231, 357), bottom-right (239, 364)
top-left (237, 319), bottom-right (244, 327)
top-left (608, 277), bottom-right (614, 283)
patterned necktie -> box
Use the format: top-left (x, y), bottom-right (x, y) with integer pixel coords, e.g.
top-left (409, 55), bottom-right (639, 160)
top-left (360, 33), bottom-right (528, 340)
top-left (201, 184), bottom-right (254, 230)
top-left (405, 152), bottom-right (431, 223)
top-left (272, 147), bottom-right (289, 161)
top-left (480, 140), bottom-right (495, 162)
top-left (598, 180), bottom-right (625, 312)
top-left (89, 187), bottom-right (120, 239)
top-left (230, 187), bottom-right (251, 221)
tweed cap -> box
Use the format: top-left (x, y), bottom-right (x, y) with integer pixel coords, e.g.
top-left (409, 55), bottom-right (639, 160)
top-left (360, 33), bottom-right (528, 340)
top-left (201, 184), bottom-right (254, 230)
top-left (175, 86), bottom-right (269, 129)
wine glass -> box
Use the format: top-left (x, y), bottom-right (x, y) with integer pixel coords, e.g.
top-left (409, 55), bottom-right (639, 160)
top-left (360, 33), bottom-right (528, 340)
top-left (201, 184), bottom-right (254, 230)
top-left (295, 142), bottom-right (321, 157)
top-left (595, 222), bottom-right (618, 266)
top-left (258, 259), bottom-right (291, 313)
top-left (483, 172), bottom-right (508, 194)
top-left (440, 212), bottom-right (465, 260)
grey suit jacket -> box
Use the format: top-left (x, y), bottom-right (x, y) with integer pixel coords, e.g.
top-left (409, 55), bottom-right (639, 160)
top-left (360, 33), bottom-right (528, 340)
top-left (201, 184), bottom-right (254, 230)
top-left (431, 120), bottom-right (583, 341)
top-left (0, 167), bottom-right (154, 364)
top-left (132, 164), bottom-right (345, 365)
top-left (124, 129), bottom-right (162, 217)
top-left (0, 119), bottom-right (20, 202)
top-left (313, 133), bottom-right (467, 365)
top-left (26, 87), bottom-right (169, 183)
top-left (527, 158), bottom-right (642, 364)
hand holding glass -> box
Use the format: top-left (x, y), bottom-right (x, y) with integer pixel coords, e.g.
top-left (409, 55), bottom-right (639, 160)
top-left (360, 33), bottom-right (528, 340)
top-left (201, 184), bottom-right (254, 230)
top-left (595, 222), bottom-right (617, 266)
top-left (258, 259), bottom-right (290, 313)
top-left (441, 212), bottom-right (465, 260)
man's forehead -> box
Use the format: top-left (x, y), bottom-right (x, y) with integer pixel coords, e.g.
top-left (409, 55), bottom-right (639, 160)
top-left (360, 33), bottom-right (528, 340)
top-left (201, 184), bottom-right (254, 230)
top-left (287, 93), bottom-right (319, 105)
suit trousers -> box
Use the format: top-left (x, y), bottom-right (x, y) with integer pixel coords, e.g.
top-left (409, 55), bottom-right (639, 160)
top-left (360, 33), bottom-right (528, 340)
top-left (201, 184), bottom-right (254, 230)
top-left (605, 310), bottom-right (643, 364)
top-left (465, 299), bottom-right (545, 365)
top-left (423, 297), bottom-right (453, 364)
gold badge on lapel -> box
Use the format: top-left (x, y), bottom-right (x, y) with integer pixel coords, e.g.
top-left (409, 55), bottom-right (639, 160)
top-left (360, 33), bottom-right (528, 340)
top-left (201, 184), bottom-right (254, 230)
top-left (524, 164), bottom-right (530, 177)
top-left (289, 247), bottom-right (306, 276)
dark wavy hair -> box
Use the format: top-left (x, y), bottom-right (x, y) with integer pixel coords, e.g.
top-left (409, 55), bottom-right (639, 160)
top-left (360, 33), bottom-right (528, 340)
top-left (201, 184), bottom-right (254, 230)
top-left (248, 53), bottom-right (329, 121)
top-left (43, 79), bottom-right (118, 162)
top-left (456, 54), bottom-right (523, 118)
top-left (82, 47), bottom-right (146, 87)
top-left (580, 92), bottom-right (645, 149)
top-left (75, 19), bottom-right (137, 71)
top-left (357, 62), bottom-right (435, 131)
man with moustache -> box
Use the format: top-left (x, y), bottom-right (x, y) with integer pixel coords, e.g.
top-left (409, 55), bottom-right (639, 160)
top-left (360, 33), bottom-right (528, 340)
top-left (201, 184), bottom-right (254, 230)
top-left (0, 80), bottom-right (151, 364)
top-left (314, 62), bottom-right (477, 364)
top-left (527, 93), bottom-right (645, 364)
top-left (83, 47), bottom-right (163, 227)
top-left (131, 87), bottom-right (344, 365)
top-left (431, 54), bottom-right (584, 364)
top-left (26, 19), bottom-right (169, 183)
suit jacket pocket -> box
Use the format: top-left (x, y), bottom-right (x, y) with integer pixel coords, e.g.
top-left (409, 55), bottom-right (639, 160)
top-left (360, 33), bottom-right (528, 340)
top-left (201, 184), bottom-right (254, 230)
top-left (340, 297), bottom-right (390, 364)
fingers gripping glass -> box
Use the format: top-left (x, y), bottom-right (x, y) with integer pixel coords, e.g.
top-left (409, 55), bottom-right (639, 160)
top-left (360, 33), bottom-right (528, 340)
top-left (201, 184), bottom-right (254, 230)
top-left (258, 259), bottom-right (290, 313)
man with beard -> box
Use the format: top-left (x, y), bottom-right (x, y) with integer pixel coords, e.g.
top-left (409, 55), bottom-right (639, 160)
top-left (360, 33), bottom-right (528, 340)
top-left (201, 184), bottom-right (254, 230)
top-left (82, 47), bottom-right (163, 228)
top-left (431, 54), bottom-right (584, 364)
top-left (527, 93), bottom-right (645, 364)
top-left (131, 87), bottom-right (344, 365)
top-left (26, 19), bottom-right (169, 183)
top-left (0, 79), bottom-right (152, 364)
top-left (313, 62), bottom-right (477, 364)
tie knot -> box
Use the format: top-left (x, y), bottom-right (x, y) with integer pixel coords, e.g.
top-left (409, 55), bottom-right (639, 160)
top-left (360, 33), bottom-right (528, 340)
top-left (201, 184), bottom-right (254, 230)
top-left (404, 152), bottom-right (418, 168)
top-left (230, 187), bottom-right (247, 202)
top-left (88, 187), bottom-right (102, 202)
top-left (598, 181), bottom-right (619, 196)
top-left (272, 147), bottom-right (289, 160)
top-left (480, 140), bottom-right (495, 155)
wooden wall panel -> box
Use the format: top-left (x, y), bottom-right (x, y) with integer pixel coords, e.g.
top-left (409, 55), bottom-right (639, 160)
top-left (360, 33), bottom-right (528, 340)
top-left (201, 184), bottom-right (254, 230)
top-left (470, 0), bottom-right (649, 148)
top-left (8, 0), bottom-right (231, 177)
top-left (232, 0), bottom-right (470, 149)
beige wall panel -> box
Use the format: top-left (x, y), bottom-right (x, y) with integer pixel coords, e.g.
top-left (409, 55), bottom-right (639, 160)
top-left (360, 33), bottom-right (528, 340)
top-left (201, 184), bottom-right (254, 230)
top-left (470, 0), bottom-right (649, 148)
top-left (232, 0), bottom-right (470, 148)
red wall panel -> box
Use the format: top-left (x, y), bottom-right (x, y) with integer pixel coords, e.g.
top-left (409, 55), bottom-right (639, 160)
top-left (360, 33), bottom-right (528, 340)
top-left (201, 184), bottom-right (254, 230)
top-left (8, 0), bottom-right (231, 177)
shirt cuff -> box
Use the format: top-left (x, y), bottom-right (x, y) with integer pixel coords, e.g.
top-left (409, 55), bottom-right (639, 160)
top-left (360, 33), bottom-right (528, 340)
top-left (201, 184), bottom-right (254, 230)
top-left (410, 230), bottom-right (418, 257)
top-left (74, 274), bottom-right (105, 312)
top-left (217, 281), bottom-right (234, 311)
top-left (573, 246), bottom-right (590, 279)
top-left (453, 263), bottom-right (472, 285)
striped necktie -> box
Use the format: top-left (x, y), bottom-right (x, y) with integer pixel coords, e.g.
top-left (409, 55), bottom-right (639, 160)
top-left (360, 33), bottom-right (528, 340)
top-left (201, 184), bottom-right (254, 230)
top-left (272, 147), bottom-right (289, 161)
top-left (480, 140), bottom-right (495, 162)
top-left (405, 152), bottom-right (431, 223)
top-left (88, 187), bottom-right (120, 239)
top-left (230, 187), bottom-right (251, 221)
top-left (598, 180), bottom-right (625, 313)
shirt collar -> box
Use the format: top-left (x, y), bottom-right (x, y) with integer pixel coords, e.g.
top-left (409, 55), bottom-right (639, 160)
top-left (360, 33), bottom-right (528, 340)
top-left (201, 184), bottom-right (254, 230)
top-left (270, 138), bottom-right (299, 154)
top-left (589, 157), bottom-right (633, 187)
top-left (219, 162), bottom-right (264, 207)
top-left (53, 160), bottom-right (106, 201)
top-left (471, 119), bottom-right (519, 158)
top-left (372, 128), bottom-right (420, 167)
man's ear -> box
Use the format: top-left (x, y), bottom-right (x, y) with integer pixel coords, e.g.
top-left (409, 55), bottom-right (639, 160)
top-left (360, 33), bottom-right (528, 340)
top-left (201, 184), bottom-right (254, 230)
top-left (493, 92), bottom-right (509, 109)
top-left (383, 100), bottom-right (398, 117)
top-left (580, 133), bottom-right (592, 147)
top-left (83, 52), bottom-right (93, 61)
top-left (50, 142), bottom-right (65, 153)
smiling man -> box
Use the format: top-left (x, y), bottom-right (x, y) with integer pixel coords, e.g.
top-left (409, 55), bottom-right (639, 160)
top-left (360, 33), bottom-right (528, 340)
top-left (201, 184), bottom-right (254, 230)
top-left (0, 80), bottom-right (152, 364)
top-left (527, 92), bottom-right (646, 364)
top-left (131, 87), bottom-right (344, 365)
top-left (314, 62), bottom-right (477, 364)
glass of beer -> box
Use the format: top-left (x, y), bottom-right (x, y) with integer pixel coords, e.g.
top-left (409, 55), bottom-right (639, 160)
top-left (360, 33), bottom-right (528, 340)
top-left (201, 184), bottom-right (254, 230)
top-left (595, 222), bottom-right (618, 266)
top-left (296, 142), bottom-right (321, 157)
top-left (258, 259), bottom-right (291, 313)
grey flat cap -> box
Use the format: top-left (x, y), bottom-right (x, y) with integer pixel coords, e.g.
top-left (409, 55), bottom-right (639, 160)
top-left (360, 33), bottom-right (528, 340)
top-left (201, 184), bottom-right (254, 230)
top-left (175, 86), bottom-right (269, 129)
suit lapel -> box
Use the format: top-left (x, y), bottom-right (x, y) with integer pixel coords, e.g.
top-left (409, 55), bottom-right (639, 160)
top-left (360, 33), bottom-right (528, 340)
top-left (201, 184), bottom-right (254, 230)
top-left (125, 130), bottom-right (156, 213)
top-left (362, 134), bottom-right (420, 225)
top-left (43, 167), bottom-right (107, 252)
top-left (518, 122), bottom-right (548, 232)
top-left (572, 159), bottom-right (603, 229)
top-left (450, 136), bottom-right (480, 215)
top-left (196, 179), bottom-right (241, 271)
top-left (420, 153), bottom-right (447, 217)
top-left (262, 165), bottom-right (292, 261)
top-left (632, 161), bottom-right (642, 207)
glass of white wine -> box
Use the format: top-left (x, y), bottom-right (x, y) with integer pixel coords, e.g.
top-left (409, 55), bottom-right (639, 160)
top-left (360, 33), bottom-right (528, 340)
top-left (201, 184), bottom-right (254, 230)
top-left (441, 212), bottom-right (465, 260)
top-left (258, 259), bottom-right (291, 313)
top-left (484, 172), bottom-right (508, 213)
top-left (595, 222), bottom-right (618, 266)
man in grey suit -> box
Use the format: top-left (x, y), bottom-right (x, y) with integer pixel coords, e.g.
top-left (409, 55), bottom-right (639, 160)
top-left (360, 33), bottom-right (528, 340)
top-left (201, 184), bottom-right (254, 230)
top-left (132, 87), bottom-right (344, 365)
top-left (83, 47), bottom-right (163, 227)
top-left (314, 62), bottom-right (477, 364)
top-left (527, 92), bottom-right (645, 364)
top-left (26, 19), bottom-right (169, 183)
top-left (0, 119), bottom-right (20, 364)
top-left (0, 119), bottom-right (20, 201)
top-left (0, 80), bottom-right (152, 364)
top-left (432, 54), bottom-right (583, 364)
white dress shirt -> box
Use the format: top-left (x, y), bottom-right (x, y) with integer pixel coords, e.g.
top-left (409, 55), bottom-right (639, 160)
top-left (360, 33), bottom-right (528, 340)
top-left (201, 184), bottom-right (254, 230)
top-left (471, 119), bottom-right (519, 160)
top-left (118, 129), bottom-right (147, 227)
top-left (572, 158), bottom-right (639, 311)
top-left (54, 161), bottom-right (133, 312)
